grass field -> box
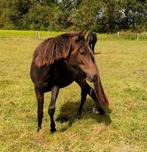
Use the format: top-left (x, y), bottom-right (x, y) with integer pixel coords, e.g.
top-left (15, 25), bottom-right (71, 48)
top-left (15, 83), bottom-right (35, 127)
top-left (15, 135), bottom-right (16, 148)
top-left (0, 31), bottom-right (147, 152)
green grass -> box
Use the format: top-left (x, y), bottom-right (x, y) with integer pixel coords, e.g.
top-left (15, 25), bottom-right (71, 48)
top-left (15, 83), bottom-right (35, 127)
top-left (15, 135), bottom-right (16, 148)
top-left (0, 31), bottom-right (147, 152)
top-left (0, 30), bottom-right (62, 39)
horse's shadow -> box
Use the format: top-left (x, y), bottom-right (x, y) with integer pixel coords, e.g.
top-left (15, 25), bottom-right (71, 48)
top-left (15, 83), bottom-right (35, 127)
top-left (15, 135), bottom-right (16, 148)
top-left (56, 99), bottom-right (112, 132)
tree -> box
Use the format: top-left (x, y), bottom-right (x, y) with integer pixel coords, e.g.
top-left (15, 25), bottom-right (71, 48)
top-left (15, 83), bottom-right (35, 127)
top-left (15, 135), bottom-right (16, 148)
top-left (0, 0), bottom-right (146, 31)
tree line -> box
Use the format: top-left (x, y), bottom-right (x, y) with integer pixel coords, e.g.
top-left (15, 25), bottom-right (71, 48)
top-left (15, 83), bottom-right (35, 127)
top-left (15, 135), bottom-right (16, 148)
top-left (0, 0), bottom-right (147, 33)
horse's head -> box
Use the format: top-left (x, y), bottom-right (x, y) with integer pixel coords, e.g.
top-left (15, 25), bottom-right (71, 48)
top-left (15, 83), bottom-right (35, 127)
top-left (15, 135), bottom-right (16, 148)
top-left (67, 31), bottom-right (98, 82)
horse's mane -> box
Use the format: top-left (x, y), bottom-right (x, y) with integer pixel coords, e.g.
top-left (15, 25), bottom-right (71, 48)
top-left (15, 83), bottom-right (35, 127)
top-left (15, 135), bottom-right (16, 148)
top-left (33, 32), bottom-right (80, 67)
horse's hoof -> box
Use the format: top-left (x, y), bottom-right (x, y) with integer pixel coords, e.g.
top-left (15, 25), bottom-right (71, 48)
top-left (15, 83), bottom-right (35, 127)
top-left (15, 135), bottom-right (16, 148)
top-left (93, 107), bottom-right (106, 115)
top-left (99, 110), bottom-right (106, 116)
top-left (93, 107), bottom-right (99, 114)
top-left (50, 128), bottom-right (57, 133)
top-left (75, 114), bottom-right (80, 120)
top-left (98, 108), bottom-right (106, 116)
top-left (56, 116), bottom-right (68, 123)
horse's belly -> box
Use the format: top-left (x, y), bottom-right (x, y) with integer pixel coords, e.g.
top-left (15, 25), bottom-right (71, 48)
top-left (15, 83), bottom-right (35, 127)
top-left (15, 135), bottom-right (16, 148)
top-left (30, 60), bottom-right (77, 92)
top-left (57, 79), bottom-right (74, 88)
top-left (38, 76), bottom-right (74, 92)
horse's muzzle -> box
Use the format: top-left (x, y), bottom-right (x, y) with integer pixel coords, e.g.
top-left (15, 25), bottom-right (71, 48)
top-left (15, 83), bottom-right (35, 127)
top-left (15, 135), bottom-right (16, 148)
top-left (87, 74), bottom-right (97, 82)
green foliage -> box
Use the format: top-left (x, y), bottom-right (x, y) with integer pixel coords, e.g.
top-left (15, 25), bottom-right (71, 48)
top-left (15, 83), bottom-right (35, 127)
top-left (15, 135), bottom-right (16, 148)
top-left (0, 0), bottom-right (147, 32)
top-left (48, 4), bottom-right (71, 31)
top-left (67, 0), bottom-right (147, 32)
top-left (71, 0), bottom-right (101, 30)
top-left (25, 4), bottom-right (51, 30)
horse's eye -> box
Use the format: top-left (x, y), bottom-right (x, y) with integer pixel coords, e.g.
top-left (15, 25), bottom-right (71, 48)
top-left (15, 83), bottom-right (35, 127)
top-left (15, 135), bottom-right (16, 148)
top-left (79, 50), bottom-right (86, 55)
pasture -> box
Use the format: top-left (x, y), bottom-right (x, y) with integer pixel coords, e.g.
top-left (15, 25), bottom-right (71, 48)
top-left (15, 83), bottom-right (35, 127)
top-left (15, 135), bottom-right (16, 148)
top-left (0, 31), bottom-right (147, 152)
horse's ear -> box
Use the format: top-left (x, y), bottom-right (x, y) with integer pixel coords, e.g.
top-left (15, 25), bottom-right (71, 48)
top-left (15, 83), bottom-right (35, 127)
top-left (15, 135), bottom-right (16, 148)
top-left (79, 30), bottom-right (88, 40)
top-left (81, 30), bottom-right (87, 38)
top-left (74, 31), bottom-right (87, 42)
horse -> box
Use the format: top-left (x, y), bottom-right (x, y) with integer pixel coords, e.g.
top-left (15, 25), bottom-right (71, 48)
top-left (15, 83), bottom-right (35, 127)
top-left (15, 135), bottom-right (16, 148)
top-left (30, 31), bottom-right (109, 132)
top-left (86, 32), bottom-right (97, 53)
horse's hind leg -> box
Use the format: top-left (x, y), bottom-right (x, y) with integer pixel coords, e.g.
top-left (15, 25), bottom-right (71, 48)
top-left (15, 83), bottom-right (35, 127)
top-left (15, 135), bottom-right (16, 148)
top-left (35, 87), bottom-right (44, 132)
top-left (48, 86), bottom-right (59, 132)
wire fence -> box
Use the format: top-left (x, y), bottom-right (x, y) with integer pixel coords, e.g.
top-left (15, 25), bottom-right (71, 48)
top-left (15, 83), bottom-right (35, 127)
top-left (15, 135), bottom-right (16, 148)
top-left (0, 30), bottom-right (147, 40)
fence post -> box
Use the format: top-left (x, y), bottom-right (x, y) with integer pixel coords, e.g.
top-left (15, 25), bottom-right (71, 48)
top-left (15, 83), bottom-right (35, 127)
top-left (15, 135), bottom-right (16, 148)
top-left (36, 31), bottom-right (40, 40)
top-left (117, 31), bottom-right (120, 38)
top-left (35, 31), bottom-right (37, 39)
top-left (136, 33), bottom-right (139, 40)
top-left (48, 31), bottom-right (49, 37)
top-left (38, 31), bottom-right (40, 40)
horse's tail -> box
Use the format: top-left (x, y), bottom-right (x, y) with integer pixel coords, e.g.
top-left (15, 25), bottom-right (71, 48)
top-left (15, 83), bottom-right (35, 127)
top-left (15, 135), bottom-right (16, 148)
top-left (94, 75), bottom-right (109, 106)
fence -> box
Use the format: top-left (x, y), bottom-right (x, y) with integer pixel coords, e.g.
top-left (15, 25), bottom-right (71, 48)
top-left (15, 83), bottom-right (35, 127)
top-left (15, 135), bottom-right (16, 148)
top-left (0, 30), bottom-right (147, 40)
top-left (97, 32), bottom-right (147, 40)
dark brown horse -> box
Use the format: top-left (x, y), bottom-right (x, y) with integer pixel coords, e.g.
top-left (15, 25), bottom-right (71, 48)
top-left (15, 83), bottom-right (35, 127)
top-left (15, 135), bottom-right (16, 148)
top-left (30, 31), bottom-right (108, 132)
top-left (86, 32), bottom-right (97, 53)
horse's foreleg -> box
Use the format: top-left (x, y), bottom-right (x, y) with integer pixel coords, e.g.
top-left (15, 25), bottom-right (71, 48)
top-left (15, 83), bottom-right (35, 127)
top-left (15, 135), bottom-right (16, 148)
top-left (48, 86), bottom-right (59, 132)
top-left (77, 80), bottom-right (105, 115)
top-left (88, 85), bottom-right (105, 115)
top-left (76, 81), bottom-right (91, 119)
top-left (35, 87), bottom-right (44, 132)
top-left (76, 87), bottom-right (88, 119)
